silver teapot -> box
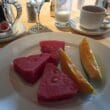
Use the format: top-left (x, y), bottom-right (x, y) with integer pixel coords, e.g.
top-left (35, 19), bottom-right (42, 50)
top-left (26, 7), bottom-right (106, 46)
top-left (0, 0), bottom-right (22, 39)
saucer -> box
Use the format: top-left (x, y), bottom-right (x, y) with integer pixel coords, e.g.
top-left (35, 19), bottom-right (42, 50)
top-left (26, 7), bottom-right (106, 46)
top-left (0, 22), bottom-right (26, 43)
top-left (69, 18), bottom-right (110, 36)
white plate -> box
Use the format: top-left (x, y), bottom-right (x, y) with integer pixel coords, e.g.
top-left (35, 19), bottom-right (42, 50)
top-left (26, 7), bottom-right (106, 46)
top-left (70, 18), bottom-right (110, 36)
top-left (0, 32), bottom-right (110, 110)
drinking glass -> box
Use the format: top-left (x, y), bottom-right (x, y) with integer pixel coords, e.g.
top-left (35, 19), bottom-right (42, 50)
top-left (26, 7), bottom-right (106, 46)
top-left (55, 0), bottom-right (72, 28)
top-left (29, 0), bottom-right (51, 33)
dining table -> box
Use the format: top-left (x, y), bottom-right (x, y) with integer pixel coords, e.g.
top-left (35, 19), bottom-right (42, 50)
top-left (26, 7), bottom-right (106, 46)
top-left (0, 1), bottom-right (110, 110)
top-left (0, 1), bottom-right (110, 48)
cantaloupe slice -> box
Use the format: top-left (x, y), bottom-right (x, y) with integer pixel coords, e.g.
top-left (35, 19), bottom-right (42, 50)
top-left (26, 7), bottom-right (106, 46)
top-left (80, 38), bottom-right (102, 80)
top-left (59, 49), bottom-right (94, 94)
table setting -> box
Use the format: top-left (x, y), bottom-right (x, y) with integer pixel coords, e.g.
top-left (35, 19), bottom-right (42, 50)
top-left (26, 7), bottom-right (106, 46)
top-left (0, 0), bottom-right (110, 110)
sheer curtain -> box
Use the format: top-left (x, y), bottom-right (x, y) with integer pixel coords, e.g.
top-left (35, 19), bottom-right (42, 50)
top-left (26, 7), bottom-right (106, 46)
top-left (72, 0), bottom-right (96, 11)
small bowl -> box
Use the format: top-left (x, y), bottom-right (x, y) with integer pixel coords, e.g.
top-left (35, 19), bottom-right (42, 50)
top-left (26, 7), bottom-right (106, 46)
top-left (0, 21), bottom-right (10, 32)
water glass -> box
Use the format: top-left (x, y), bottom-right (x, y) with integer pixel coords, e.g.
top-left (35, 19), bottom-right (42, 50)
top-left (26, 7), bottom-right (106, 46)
top-left (55, 0), bottom-right (72, 28)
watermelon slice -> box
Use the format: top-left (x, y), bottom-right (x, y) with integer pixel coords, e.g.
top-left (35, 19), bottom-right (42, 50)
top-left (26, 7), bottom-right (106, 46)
top-left (13, 53), bottom-right (50, 84)
top-left (28, 54), bottom-right (41, 61)
top-left (40, 40), bottom-right (65, 65)
top-left (40, 40), bottom-right (65, 53)
top-left (38, 63), bottom-right (79, 102)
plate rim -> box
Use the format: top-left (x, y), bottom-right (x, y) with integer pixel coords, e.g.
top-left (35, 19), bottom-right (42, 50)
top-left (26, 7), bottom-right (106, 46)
top-left (2, 32), bottom-right (110, 50)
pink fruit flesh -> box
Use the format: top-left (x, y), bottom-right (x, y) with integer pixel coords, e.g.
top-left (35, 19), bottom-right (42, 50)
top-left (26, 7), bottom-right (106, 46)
top-left (13, 53), bottom-right (50, 84)
top-left (40, 40), bottom-right (65, 53)
top-left (40, 40), bottom-right (65, 65)
top-left (38, 63), bottom-right (79, 102)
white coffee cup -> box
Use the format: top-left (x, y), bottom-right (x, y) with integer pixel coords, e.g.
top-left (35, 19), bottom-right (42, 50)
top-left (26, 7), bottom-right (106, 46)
top-left (80, 5), bottom-right (110, 30)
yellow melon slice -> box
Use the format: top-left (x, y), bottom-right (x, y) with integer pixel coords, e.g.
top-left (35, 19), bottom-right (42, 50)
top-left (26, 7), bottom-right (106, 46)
top-left (59, 49), bottom-right (94, 94)
top-left (80, 38), bottom-right (102, 80)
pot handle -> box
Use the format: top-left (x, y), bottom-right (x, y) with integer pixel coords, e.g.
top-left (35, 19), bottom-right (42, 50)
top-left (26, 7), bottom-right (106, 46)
top-left (3, 0), bottom-right (22, 25)
top-left (11, 1), bottom-right (22, 25)
top-left (101, 13), bottom-right (110, 28)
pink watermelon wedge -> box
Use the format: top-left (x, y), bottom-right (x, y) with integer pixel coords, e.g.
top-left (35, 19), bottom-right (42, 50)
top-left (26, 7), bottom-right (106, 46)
top-left (38, 63), bottom-right (79, 102)
top-left (40, 40), bottom-right (65, 65)
top-left (40, 40), bottom-right (65, 53)
top-left (13, 53), bottom-right (50, 84)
